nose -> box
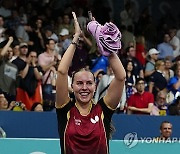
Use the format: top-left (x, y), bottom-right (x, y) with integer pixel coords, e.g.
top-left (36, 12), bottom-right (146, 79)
top-left (82, 83), bottom-right (88, 90)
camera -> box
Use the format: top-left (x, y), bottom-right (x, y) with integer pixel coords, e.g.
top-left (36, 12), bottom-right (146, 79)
top-left (15, 101), bottom-right (22, 106)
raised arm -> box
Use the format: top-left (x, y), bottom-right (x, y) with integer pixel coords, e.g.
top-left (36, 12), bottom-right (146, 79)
top-left (56, 12), bottom-right (81, 108)
top-left (104, 53), bottom-right (126, 109)
top-left (0, 36), bottom-right (13, 57)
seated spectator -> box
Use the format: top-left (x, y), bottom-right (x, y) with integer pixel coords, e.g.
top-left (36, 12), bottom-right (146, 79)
top-left (168, 96), bottom-right (180, 115)
top-left (95, 70), bottom-right (106, 86)
top-left (90, 48), bottom-right (109, 74)
top-left (0, 94), bottom-right (9, 110)
top-left (44, 25), bottom-right (58, 43)
top-left (149, 60), bottom-right (167, 98)
top-left (31, 102), bottom-right (43, 112)
top-left (127, 78), bottom-right (154, 114)
top-left (56, 28), bottom-right (71, 56)
top-left (0, 94), bottom-right (26, 111)
top-left (94, 65), bottom-right (126, 111)
top-left (167, 65), bottom-right (180, 96)
top-left (169, 28), bottom-right (180, 58)
top-left (57, 14), bottom-right (74, 37)
top-left (151, 91), bottom-right (169, 116)
top-left (122, 46), bottom-right (144, 78)
top-left (125, 60), bottom-right (136, 99)
top-left (164, 57), bottom-right (174, 82)
top-left (157, 33), bottom-right (174, 60)
top-left (145, 48), bottom-right (159, 81)
top-left (135, 35), bottom-right (146, 67)
top-left (0, 15), bottom-right (6, 43)
top-left (69, 31), bottom-right (92, 75)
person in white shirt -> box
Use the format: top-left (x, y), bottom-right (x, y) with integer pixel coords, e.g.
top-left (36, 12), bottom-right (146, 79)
top-left (169, 28), bottom-right (180, 58)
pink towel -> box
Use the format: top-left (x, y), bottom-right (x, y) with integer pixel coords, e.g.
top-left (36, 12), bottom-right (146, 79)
top-left (87, 21), bottom-right (121, 56)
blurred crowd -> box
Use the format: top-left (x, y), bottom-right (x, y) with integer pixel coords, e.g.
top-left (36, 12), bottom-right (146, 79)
top-left (0, 0), bottom-right (180, 115)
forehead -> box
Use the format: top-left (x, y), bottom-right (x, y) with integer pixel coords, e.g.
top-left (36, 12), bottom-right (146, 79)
top-left (129, 47), bottom-right (135, 52)
top-left (30, 51), bottom-right (37, 56)
top-left (162, 123), bottom-right (172, 128)
top-left (136, 80), bottom-right (144, 84)
top-left (74, 71), bottom-right (94, 81)
top-left (128, 61), bottom-right (133, 65)
top-left (49, 40), bottom-right (55, 44)
top-left (0, 97), bottom-right (6, 102)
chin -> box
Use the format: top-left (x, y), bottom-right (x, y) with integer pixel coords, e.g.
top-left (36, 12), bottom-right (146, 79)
top-left (76, 96), bottom-right (92, 104)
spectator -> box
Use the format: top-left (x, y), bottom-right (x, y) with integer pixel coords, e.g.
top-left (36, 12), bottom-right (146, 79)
top-left (151, 91), bottom-right (169, 116)
top-left (94, 66), bottom-right (126, 111)
top-left (13, 45), bottom-right (43, 110)
top-left (127, 77), bottom-right (154, 114)
top-left (0, 94), bottom-right (9, 110)
top-left (164, 57), bottom-right (174, 82)
top-left (145, 48), bottom-right (159, 80)
top-left (120, 2), bottom-right (133, 28)
top-left (57, 14), bottom-right (74, 37)
top-left (31, 102), bottom-right (43, 112)
top-left (56, 28), bottom-right (71, 56)
top-left (169, 28), bottom-right (180, 58)
top-left (0, 94), bottom-right (26, 111)
top-left (90, 47), bottom-right (109, 74)
top-left (95, 70), bottom-right (106, 86)
top-left (168, 96), bottom-right (180, 115)
top-left (38, 39), bottom-right (60, 104)
top-left (0, 15), bottom-right (6, 43)
top-left (157, 33), bottom-right (174, 60)
top-left (0, 36), bottom-right (18, 102)
top-left (69, 30), bottom-right (92, 75)
top-left (9, 44), bottom-right (20, 62)
top-left (149, 60), bottom-right (167, 98)
top-left (167, 65), bottom-right (180, 96)
top-left (0, 0), bottom-right (12, 18)
top-left (77, 7), bottom-right (88, 30)
top-left (135, 35), bottom-right (146, 67)
top-left (44, 25), bottom-right (58, 43)
top-left (122, 46), bottom-right (144, 78)
top-left (28, 18), bottom-right (45, 55)
top-left (125, 60), bottom-right (136, 99)
top-left (121, 25), bottom-right (135, 50)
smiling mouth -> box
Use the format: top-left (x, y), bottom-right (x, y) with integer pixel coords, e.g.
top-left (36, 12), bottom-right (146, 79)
top-left (79, 92), bottom-right (90, 97)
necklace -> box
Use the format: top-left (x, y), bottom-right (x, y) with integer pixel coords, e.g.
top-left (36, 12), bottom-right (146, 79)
top-left (75, 101), bottom-right (93, 116)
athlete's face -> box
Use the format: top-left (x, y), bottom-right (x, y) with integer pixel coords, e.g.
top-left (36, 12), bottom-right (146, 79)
top-left (72, 71), bottom-right (96, 104)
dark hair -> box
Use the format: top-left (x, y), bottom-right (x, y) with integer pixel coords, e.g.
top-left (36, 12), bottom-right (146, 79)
top-left (160, 121), bottom-right (172, 130)
top-left (96, 70), bottom-right (106, 77)
top-left (135, 77), bottom-right (145, 85)
top-left (125, 46), bottom-right (134, 53)
top-left (71, 68), bottom-right (95, 83)
top-left (31, 102), bottom-right (42, 111)
top-left (44, 38), bottom-right (55, 46)
top-left (125, 60), bottom-right (134, 72)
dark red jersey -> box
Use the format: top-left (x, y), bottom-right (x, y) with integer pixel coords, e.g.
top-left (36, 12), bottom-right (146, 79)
top-left (56, 98), bottom-right (114, 154)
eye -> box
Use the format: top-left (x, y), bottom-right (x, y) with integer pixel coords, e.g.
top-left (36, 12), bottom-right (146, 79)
top-left (87, 81), bottom-right (93, 85)
top-left (76, 81), bottom-right (83, 85)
